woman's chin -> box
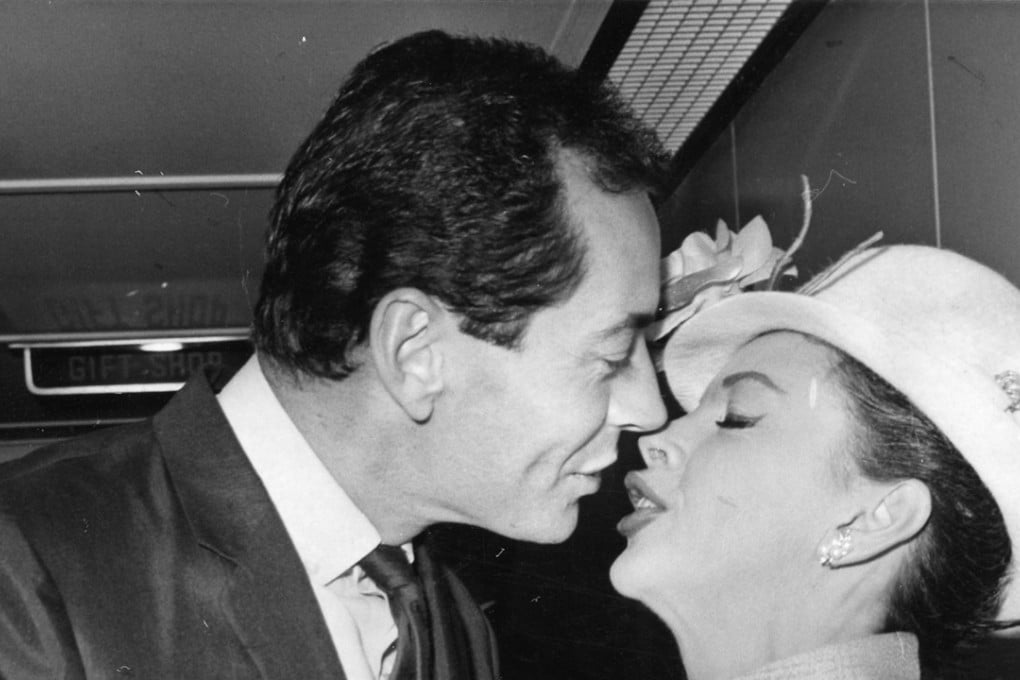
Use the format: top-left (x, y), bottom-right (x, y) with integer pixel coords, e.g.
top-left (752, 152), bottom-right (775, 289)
top-left (608, 547), bottom-right (646, 599)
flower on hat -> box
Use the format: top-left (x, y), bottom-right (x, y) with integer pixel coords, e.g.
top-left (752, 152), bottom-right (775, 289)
top-left (652, 215), bottom-right (795, 340)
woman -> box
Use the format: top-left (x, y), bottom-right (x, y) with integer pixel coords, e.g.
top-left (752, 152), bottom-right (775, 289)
top-left (611, 244), bottom-right (1020, 679)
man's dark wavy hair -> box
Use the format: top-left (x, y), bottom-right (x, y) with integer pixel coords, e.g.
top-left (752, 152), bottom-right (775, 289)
top-left (253, 30), bottom-right (669, 379)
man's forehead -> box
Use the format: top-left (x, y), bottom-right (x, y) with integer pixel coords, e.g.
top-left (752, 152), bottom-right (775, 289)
top-left (516, 307), bottom-right (650, 356)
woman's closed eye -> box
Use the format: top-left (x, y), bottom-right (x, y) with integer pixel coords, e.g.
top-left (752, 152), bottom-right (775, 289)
top-left (715, 411), bottom-right (762, 429)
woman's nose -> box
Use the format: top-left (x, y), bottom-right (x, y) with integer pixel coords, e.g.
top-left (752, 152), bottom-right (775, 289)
top-left (638, 435), bottom-right (685, 469)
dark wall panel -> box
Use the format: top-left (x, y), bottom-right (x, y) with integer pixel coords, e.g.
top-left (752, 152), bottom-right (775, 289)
top-left (663, 1), bottom-right (940, 280)
top-left (931, 3), bottom-right (1020, 277)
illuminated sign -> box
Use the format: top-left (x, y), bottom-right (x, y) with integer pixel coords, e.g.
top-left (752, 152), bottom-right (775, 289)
top-left (17, 337), bottom-right (251, 395)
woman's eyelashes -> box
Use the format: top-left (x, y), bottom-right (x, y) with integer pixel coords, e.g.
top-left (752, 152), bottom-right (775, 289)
top-left (715, 410), bottom-right (762, 429)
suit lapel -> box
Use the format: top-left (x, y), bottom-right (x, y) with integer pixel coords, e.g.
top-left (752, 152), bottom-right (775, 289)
top-left (155, 375), bottom-right (347, 680)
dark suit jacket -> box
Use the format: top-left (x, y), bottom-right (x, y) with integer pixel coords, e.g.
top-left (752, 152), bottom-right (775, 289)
top-left (0, 376), bottom-right (497, 679)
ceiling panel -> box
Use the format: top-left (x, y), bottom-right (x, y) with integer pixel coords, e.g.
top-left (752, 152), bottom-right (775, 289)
top-left (607, 0), bottom-right (793, 153)
top-left (0, 1), bottom-right (610, 339)
top-left (2, 1), bottom-right (610, 177)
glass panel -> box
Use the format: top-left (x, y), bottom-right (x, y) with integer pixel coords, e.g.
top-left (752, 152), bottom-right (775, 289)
top-left (0, 187), bottom-right (269, 336)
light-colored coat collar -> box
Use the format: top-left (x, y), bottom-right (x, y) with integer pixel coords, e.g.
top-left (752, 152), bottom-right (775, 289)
top-left (732, 632), bottom-right (919, 680)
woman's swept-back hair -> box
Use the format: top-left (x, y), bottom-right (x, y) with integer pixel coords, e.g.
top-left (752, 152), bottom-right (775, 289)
top-left (253, 30), bottom-right (669, 379)
top-left (828, 344), bottom-right (1014, 668)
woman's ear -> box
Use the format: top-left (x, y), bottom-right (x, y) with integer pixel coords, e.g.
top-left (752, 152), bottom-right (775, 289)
top-left (819, 479), bottom-right (932, 567)
top-left (369, 288), bottom-right (446, 423)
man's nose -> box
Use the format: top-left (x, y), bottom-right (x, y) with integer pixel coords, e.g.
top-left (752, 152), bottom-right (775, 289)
top-left (608, 341), bottom-right (667, 432)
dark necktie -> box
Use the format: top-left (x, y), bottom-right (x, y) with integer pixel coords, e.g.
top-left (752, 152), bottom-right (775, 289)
top-left (359, 544), bottom-right (432, 680)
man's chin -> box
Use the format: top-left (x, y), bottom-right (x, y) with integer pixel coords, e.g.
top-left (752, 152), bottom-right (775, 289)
top-left (496, 507), bottom-right (580, 544)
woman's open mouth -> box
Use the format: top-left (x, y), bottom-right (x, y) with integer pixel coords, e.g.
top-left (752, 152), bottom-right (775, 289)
top-left (616, 471), bottom-right (667, 537)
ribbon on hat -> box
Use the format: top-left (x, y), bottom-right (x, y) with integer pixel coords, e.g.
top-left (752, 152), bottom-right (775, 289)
top-left (651, 176), bottom-right (819, 342)
top-left (650, 175), bottom-right (888, 346)
top-left (651, 215), bottom-right (795, 342)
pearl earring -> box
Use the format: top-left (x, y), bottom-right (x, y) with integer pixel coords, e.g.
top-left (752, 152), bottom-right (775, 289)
top-left (819, 527), bottom-right (853, 567)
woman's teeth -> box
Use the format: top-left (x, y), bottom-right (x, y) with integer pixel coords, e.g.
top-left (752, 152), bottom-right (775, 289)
top-left (629, 488), bottom-right (662, 511)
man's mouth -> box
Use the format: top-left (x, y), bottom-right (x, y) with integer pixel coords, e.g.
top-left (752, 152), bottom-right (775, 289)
top-left (616, 471), bottom-right (666, 537)
top-left (571, 449), bottom-right (617, 483)
top-left (567, 469), bottom-right (603, 496)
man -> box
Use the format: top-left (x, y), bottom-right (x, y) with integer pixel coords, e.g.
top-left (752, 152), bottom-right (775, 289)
top-left (0, 30), bottom-right (668, 679)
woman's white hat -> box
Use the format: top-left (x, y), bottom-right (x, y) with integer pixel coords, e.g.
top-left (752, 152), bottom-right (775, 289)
top-left (661, 244), bottom-right (1020, 620)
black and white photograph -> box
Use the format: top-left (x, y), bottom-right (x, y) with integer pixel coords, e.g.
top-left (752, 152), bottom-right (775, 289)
top-left (2, 1), bottom-right (1020, 678)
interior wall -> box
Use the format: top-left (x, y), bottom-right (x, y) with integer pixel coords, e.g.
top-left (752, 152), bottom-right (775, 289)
top-left (660, 0), bottom-right (1020, 286)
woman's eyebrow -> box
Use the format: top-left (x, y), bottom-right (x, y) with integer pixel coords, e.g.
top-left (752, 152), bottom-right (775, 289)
top-left (721, 370), bottom-right (787, 394)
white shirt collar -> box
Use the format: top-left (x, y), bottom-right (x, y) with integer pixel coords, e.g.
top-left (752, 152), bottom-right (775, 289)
top-left (216, 355), bottom-right (381, 585)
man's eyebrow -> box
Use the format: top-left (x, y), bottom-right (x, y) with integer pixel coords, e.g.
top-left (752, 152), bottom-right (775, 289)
top-left (721, 370), bottom-right (787, 394)
top-left (596, 313), bottom-right (657, 340)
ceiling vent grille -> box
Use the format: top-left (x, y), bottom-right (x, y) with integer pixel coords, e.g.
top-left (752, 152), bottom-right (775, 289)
top-left (608, 0), bottom-right (793, 152)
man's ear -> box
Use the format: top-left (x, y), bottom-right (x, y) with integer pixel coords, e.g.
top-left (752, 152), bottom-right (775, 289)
top-left (369, 288), bottom-right (446, 423)
top-left (820, 479), bottom-right (932, 567)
